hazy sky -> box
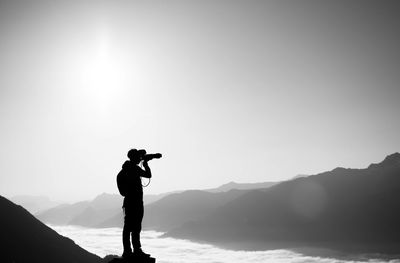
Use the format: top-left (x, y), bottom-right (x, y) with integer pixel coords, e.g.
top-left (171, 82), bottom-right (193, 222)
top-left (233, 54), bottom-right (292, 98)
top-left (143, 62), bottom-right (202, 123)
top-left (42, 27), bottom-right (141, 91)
top-left (1, 0), bottom-right (400, 202)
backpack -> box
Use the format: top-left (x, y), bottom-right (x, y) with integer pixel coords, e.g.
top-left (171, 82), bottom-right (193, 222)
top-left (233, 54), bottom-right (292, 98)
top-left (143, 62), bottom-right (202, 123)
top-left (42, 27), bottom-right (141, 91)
top-left (117, 168), bottom-right (128, 196)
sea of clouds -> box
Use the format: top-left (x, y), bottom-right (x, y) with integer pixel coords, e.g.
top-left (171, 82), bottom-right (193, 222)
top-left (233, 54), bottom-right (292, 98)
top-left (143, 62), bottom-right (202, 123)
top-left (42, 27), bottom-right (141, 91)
top-left (49, 225), bottom-right (400, 263)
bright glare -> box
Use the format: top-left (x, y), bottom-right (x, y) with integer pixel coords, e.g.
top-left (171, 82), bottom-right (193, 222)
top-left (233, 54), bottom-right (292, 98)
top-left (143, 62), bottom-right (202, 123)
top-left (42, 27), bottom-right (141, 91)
top-left (78, 30), bottom-right (126, 115)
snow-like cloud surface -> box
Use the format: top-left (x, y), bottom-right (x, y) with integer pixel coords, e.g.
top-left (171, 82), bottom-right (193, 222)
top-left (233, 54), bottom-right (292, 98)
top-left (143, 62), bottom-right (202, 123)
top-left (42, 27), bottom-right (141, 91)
top-left (50, 225), bottom-right (400, 263)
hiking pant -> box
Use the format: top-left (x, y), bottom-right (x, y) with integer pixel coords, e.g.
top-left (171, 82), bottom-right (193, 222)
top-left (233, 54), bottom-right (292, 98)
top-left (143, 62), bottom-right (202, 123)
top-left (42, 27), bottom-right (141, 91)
top-left (122, 201), bottom-right (144, 252)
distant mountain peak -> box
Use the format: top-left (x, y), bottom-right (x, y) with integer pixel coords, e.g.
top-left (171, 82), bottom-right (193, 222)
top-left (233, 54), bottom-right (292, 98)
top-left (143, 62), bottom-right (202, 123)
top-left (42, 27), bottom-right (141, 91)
top-left (292, 174), bottom-right (309, 180)
top-left (383, 152), bottom-right (400, 162)
top-left (368, 152), bottom-right (400, 169)
top-left (332, 167), bottom-right (347, 172)
top-left (92, 193), bottom-right (118, 201)
top-left (207, 181), bottom-right (277, 193)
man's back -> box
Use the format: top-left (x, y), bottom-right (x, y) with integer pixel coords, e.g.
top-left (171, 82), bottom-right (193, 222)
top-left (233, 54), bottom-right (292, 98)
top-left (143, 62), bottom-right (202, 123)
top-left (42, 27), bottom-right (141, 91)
top-left (122, 161), bottom-right (144, 206)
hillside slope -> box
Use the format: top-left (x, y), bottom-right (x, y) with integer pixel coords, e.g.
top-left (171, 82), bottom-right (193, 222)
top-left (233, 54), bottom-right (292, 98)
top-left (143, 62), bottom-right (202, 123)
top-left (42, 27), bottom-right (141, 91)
top-left (10, 195), bottom-right (61, 214)
top-left (167, 153), bottom-right (400, 253)
top-left (143, 189), bottom-right (249, 231)
top-left (98, 189), bottom-right (249, 230)
top-left (205, 181), bottom-right (277, 192)
top-left (36, 193), bottom-right (122, 227)
top-left (0, 195), bottom-right (101, 263)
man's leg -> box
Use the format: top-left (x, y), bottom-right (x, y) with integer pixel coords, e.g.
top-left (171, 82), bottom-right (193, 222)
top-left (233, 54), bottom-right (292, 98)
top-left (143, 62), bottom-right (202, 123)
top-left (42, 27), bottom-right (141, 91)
top-left (132, 202), bottom-right (150, 257)
top-left (131, 203), bottom-right (143, 250)
top-left (122, 208), bottom-right (132, 257)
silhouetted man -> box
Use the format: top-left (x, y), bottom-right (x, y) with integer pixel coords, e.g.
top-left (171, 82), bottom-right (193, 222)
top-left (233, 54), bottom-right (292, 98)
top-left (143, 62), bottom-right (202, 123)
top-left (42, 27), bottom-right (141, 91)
top-left (120, 149), bottom-right (151, 258)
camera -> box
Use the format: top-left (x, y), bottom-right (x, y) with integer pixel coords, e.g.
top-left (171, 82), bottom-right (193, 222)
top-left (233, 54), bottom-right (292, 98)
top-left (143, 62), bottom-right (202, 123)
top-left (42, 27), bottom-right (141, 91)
top-left (138, 149), bottom-right (162, 161)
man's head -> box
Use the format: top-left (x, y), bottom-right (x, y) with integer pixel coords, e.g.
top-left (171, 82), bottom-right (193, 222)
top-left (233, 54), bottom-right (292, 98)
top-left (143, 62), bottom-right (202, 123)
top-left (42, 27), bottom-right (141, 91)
top-left (127, 149), bottom-right (141, 164)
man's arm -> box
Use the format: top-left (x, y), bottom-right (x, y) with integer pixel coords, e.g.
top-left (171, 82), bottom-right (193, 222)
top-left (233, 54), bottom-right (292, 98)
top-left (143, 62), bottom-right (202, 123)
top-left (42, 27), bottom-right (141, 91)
top-left (141, 161), bottom-right (152, 178)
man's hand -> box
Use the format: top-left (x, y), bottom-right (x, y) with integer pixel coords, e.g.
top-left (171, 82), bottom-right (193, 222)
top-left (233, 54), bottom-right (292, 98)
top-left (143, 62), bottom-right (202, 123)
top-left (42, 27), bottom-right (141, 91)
top-left (142, 160), bottom-right (152, 178)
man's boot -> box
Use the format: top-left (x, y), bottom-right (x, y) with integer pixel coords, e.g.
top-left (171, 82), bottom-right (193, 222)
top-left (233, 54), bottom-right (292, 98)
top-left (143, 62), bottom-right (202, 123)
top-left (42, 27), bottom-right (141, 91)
top-left (133, 248), bottom-right (151, 257)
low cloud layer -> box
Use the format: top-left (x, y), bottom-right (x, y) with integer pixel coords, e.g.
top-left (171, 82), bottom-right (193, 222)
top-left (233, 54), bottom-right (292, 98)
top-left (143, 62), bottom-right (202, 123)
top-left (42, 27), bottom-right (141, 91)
top-left (50, 225), bottom-right (400, 263)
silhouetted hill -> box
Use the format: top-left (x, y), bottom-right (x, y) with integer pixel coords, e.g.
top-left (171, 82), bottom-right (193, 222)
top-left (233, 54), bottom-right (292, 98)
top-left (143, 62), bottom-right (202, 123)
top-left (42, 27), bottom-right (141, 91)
top-left (37, 180), bottom-right (278, 228)
top-left (97, 189), bottom-right (249, 230)
top-left (166, 153), bottom-right (400, 254)
top-left (0, 195), bottom-right (101, 263)
top-left (69, 194), bottom-right (122, 227)
top-left (36, 193), bottom-right (122, 227)
top-left (96, 210), bottom-right (124, 228)
top-left (36, 201), bottom-right (90, 225)
top-left (290, 174), bottom-right (309, 180)
top-left (70, 206), bottom-right (122, 227)
top-left (35, 191), bottom-right (184, 227)
top-left (144, 189), bottom-right (249, 231)
top-left (91, 193), bottom-right (122, 210)
top-left (144, 191), bottom-right (182, 205)
top-left (142, 180), bottom-right (277, 205)
top-left (206, 181), bottom-right (277, 192)
top-left (10, 195), bottom-right (61, 214)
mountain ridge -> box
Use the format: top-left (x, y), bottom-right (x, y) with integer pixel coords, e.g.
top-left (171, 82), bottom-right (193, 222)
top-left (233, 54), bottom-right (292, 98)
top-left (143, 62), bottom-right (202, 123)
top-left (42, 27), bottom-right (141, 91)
top-left (205, 181), bottom-right (277, 192)
top-left (36, 181), bottom-right (278, 228)
top-left (165, 153), bottom-right (400, 254)
top-left (0, 195), bottom-right (102, 263)
top-left (10, 195), bottom-right (61, 214)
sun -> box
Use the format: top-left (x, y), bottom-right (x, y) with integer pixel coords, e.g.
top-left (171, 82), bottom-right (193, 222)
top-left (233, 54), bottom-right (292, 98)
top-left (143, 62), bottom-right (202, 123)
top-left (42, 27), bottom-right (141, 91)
top-left (76, 29), bottom-right (128, 114)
